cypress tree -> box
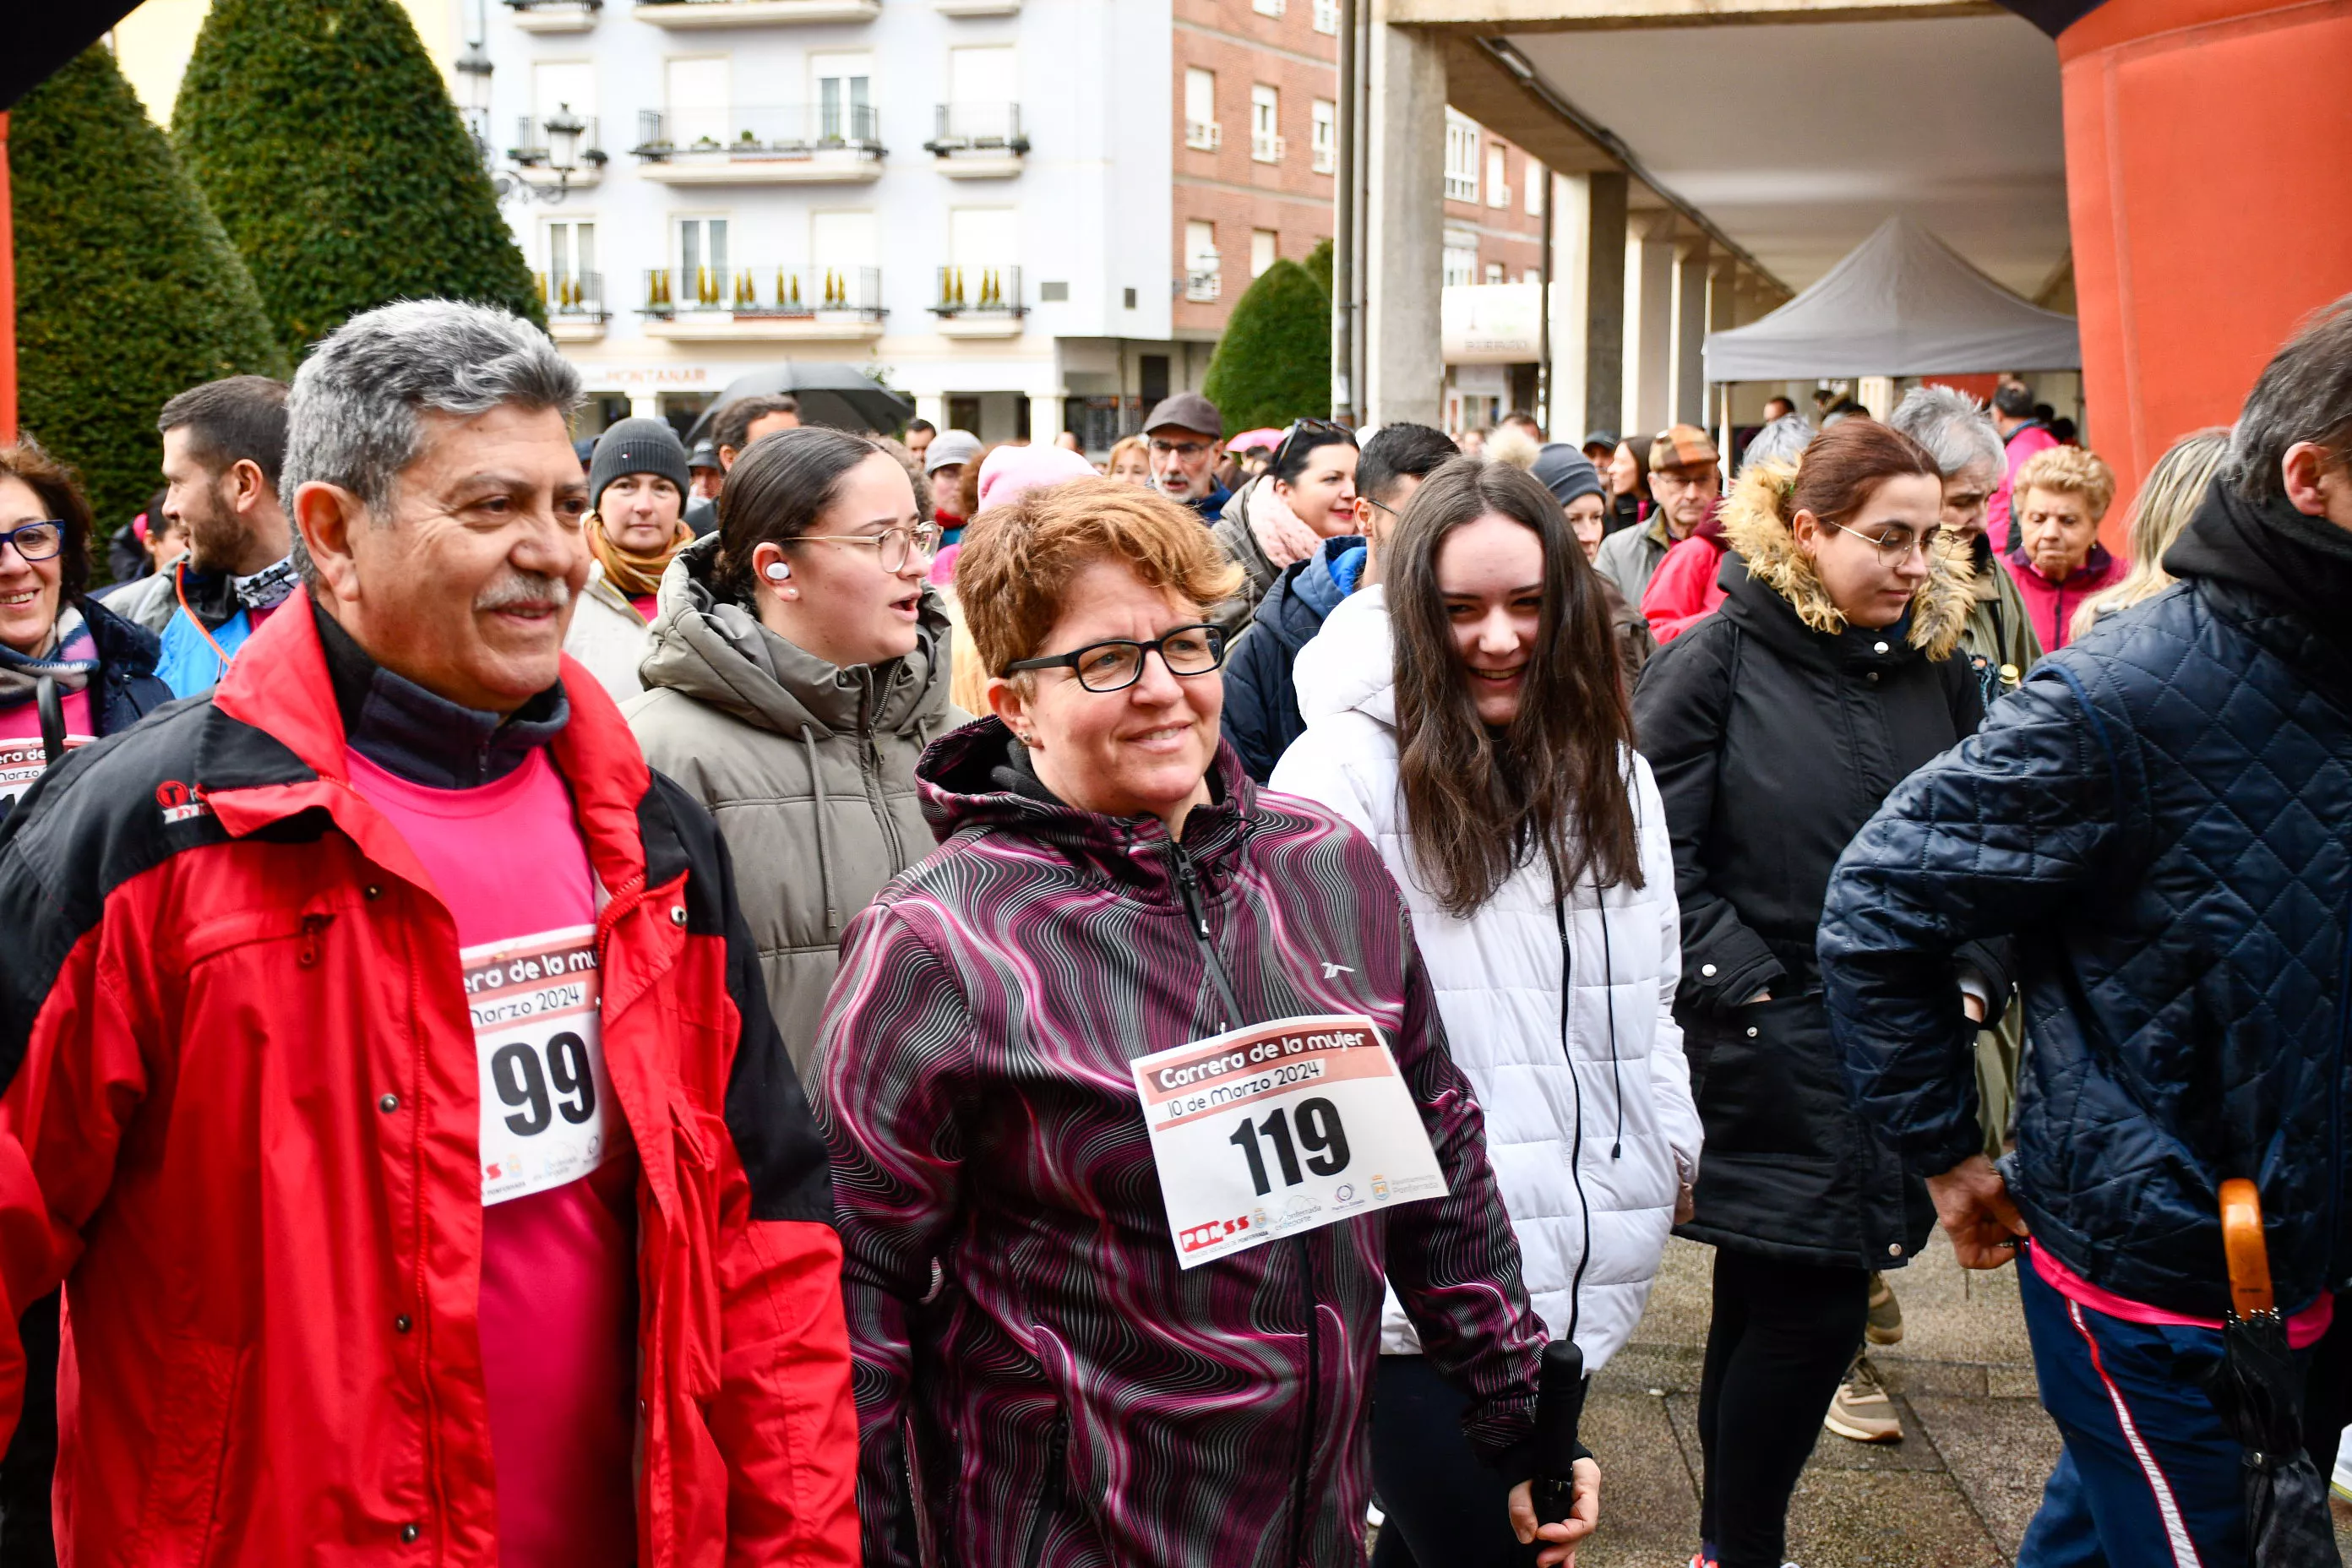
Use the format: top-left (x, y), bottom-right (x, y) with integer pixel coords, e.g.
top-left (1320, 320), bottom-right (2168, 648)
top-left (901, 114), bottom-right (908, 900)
top-left (173, 0), bottom-right (543, 356)
top-left (10, 46), bottom-right (288, 543)
top-left (1202, 258), bottom-right (1332, 434)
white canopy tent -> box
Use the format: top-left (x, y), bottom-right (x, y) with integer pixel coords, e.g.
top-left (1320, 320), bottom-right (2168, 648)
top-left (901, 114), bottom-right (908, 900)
top-left (1703, 215), bottom-right (2080, 384)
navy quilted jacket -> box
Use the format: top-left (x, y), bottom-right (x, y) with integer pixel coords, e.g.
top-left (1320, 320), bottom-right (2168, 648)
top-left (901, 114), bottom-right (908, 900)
top-left (1819, 492), bottom-right (2352, 1319)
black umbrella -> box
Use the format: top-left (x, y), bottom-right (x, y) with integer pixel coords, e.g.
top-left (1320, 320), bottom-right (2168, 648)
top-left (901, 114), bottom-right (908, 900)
top-left (2205, 1179), bottom-right (2342, 1568)
top-left (1531, 1339), bottom-right (1589, 1526)
top-left (685, 364), bottom-right (915, 444)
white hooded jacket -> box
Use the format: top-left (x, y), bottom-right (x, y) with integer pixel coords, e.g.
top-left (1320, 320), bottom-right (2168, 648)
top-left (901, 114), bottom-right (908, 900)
top-left (1270, 585), bottom-right (1701, 1371)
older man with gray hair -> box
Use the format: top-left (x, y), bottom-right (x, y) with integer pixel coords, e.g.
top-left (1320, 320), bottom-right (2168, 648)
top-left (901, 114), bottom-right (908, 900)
top-left (0, 300), bottom-right (858, 1565)
top-left (1889, 384), bottom-right (2043, 705)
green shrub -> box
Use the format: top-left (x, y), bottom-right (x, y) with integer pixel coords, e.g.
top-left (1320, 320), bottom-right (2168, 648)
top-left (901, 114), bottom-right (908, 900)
top-left (1303, 237), bottom-right (1333, 301)
top-left (174, 0), bottom-right (542, 357)
top-left (10, 46), bottom-right (288, 546)
top-left (1202, 258), bottom-right (1331, 434)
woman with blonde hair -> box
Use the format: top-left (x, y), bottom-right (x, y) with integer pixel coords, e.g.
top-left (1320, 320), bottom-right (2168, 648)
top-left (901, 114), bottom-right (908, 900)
top-left (2069, 428), bottom-right (2230, 640)
top-left (1107, 433), bottom-right (1153, 486)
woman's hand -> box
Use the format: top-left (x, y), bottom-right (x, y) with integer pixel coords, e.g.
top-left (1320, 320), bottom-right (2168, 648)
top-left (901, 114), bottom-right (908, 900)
top-left (1745, 988), bottom-right (1772, 1004)
top-left (1674, 1180), bottom-right (1696, 1226)
top-left (1507, 1459), bottom-right (1601, 1566)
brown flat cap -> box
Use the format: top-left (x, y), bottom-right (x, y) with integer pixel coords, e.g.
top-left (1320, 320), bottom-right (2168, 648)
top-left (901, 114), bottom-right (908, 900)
top-left (1143, 392), bottom-right (1224, 439)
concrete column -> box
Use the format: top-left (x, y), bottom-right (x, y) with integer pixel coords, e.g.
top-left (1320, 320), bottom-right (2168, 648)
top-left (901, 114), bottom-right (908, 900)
top-left (1708, 255), bottom-right (1740, 459)
top-left (1363, 21), bottom-right (1446, 427)
top-left (1029, 392), bottom-right (1067, 444)
top-left (1670, 235), bottom-right (1711, 427)
top-left (1580, 172), bottom-right (1627, 444)
top-left (916, 394), bottom-right (948, 429)
top-left (1622, 212), bottom-right (1676, 440)
top-left (629, 393), bottom-right (660, 419)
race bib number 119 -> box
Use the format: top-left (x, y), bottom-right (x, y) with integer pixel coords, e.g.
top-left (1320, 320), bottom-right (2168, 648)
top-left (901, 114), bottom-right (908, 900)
top-left (1131, 1014), bottom-right (1448, 1269)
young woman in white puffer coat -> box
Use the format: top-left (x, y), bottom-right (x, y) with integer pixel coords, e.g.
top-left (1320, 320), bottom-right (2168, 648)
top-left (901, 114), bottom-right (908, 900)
top-left (1272, 455), bottom-right (1701, 1568)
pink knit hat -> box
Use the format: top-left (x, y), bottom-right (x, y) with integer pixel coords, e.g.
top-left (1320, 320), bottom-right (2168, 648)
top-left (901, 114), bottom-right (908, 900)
top-left (974, 444), bottom-right (1098, 513)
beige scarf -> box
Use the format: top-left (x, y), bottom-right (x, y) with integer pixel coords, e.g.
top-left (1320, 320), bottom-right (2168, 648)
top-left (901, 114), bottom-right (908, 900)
top-left (588, 513), bottom-right (692, 604)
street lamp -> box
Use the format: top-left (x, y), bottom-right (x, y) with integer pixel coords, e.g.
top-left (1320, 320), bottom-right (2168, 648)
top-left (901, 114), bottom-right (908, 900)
top-left (544, 103), bottom-right (585, 181)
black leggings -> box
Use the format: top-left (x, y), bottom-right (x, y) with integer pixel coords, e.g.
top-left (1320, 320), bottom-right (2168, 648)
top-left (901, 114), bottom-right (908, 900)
top-left (1369, 1353), bottom-right (1538, 1568)
top-left (1696, 1249), bottom-right (1870, 1568)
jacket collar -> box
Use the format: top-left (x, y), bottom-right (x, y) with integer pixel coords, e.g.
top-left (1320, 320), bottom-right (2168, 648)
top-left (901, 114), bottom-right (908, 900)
top-left (205, 587), bottom-right (653, 898)
top-left (78, 593), bottom-right (163, 679)
top-left (915, 715), bottom-right (1255, 896)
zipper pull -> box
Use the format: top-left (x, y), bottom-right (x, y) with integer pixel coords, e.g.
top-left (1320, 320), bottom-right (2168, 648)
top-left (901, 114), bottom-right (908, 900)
top-left (1173, 850), bottom-right (1211, 939)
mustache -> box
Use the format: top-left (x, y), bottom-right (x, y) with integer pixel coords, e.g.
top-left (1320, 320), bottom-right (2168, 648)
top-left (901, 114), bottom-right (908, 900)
top-left (473, 571), bottom-right (573, 612)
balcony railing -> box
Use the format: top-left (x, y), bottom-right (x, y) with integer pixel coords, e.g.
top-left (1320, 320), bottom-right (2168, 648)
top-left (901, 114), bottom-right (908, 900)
top-left (1251, 132), bottom-right (1285, 164)
top-left (504, 0), bottom-right (601, 11)
top-left (509, 115), bottom-right (608, 167)
top-left (1313, 0), bottom-right (1339, 30)
top-left (1184, 262), bottom-right (1221, 303)
top-left (1312, 137), bottom-right (1335, 174)
top-left (932, 265), bottom-right (1025, 316)
top-left (536, 270), bottom-right (608, 319)
top-left (922, 103), bottom-right (1028, 155)
top-left (634, 105), bottom-right (885, 161)
top-left (641, 265), bottom-right (885, 320)
top-left (1184, 119), bottom-right (1221, 152)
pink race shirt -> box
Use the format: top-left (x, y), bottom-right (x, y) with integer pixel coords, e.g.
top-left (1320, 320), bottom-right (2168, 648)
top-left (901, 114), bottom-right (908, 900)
top-left (0, 687), bottom-right (94, 808)
top-left (347, 748), bottom-right (638, 1567)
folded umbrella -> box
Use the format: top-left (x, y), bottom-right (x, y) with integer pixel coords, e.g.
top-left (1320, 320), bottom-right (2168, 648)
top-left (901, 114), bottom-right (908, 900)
top-left (2205, 1179), bottom-right (2342, 1568)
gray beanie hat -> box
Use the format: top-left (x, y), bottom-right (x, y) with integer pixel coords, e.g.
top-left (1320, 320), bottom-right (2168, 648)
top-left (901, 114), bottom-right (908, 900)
top-left (589, 417), bottom-right (692, 511)
top-left (1531, 443), bottom-right (1605, 508)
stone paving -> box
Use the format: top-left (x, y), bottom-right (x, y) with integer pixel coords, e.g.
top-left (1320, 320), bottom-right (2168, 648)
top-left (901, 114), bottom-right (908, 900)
top-left (1572, 1234), bottom-right (2352, 1566)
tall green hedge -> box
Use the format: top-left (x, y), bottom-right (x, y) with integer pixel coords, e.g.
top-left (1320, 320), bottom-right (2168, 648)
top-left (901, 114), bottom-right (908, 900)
top-left (10, 46), bottom-right (288, 542)
top-left (174, 0), bottom-right (542, 357)
top-left (1202, 255), bottom-right (1331, 434)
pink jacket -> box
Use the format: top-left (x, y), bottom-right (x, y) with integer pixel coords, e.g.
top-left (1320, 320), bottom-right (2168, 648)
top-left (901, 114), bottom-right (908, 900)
top-left (2002, 544), bottom-right (2126, 651)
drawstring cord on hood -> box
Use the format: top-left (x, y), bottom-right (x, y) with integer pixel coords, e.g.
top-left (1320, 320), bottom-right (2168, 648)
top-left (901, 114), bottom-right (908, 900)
top-left (802, 725), bottom-right (841, 934)
top-left (1553, 870), bottom-right (1592, 1346)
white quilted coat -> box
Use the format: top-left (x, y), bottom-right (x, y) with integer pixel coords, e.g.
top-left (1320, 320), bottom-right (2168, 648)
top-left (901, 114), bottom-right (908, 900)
top-left (1270, 586), bottom-right (1701, 1372)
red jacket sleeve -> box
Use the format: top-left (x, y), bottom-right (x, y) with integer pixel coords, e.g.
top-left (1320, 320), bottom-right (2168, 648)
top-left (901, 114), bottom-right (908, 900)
top-left (1641, 536), bottom-right (1728, 645)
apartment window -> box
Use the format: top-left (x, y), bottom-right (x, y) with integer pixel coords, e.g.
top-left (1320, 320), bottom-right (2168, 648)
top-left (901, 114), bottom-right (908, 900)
top-left (1526, 159), bottom-right (1544, 216)
top-left (545, 220), bottom-right (597, 309)
top-left (1310, 99), bottom-right (1336, 174)
top-left (1484, 262), bottom-right (1505, 284)
top-left (665, 56), bottom-right (728, 149)
top-left (1185, 219), bottom-right (1220, 302)
top-left (1253, 0), bottom-right (1286, 15)
top-left (812, 52), bottom-right (874, 144)
top-left (1486, 144), bottom-right (1509, 209)
top-left (1250, 84), bottom-right (1282, 164)
top-left (1313, 0), bottom-right (1340, 30)
top-left (1442, 241), bottom-right (1478, 288)
top-left (677, 215), bottom-right (729, 303)
top-left (1443, 112), bottom-right (1478, 203)
top-left (1184, 68), bottom-right (1219, 151)
top-left (1250, 229), bottom-right (1278, 278)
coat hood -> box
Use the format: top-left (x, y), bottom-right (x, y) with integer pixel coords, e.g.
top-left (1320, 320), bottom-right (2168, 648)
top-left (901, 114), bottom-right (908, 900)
top-left (1250, 534), bottom-right (1364, 651)
top-left (1718, 460), bottom-right (1974, 661)
top-left (1290, 582), bottom-right (1396, 730)
top-left (637, 531), bottom-right (955, 742)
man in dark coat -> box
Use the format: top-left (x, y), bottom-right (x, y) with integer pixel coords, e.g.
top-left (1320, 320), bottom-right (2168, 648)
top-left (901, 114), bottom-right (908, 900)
top-left (1819, 296), bottom-right (2352, 1566)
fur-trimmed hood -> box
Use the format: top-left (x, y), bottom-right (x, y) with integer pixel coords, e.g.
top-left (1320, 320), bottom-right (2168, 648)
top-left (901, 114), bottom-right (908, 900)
top-left (1719, 461), bottom-right (1974, 661)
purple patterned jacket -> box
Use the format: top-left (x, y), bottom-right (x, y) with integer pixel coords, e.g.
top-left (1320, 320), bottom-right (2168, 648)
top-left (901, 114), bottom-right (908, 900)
top-left (813, 720), bottom-right (1546, 1568)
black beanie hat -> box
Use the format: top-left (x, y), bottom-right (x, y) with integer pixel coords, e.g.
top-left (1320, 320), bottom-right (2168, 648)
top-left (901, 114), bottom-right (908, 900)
top-left (588, 417), bottom-right (692, 512)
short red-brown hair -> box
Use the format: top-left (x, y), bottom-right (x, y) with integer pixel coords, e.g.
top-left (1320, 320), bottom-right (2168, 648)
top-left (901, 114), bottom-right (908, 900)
top-left (955, 476), bottom-right (1243, 677)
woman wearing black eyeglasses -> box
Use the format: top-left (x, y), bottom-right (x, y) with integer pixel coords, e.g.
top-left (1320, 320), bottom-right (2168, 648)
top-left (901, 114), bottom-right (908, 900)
top-left (0, 440), bottom-right (171, 819)
top-left (1631, 418), bottom-right (2007, 1568)
top-left (1210, 419), bottom-right (1360, 636)
top-left (811, 476), bottom-right (1592, 1568)
top-left (626, 426), bottom-right (964, 1079)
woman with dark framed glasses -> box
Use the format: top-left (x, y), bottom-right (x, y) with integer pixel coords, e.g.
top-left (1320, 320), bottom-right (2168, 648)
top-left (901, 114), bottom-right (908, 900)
top-left (1211, 418), bottom-right (1361, 635)
top-left (625, 426), bottom-right (962, 1078)
top-left (812, 476), bottom-right (1590, 1568)
top-left (0, 440), bottom-right (171, 819)
top-left (1631, 419), bottom-right (2007, 1568)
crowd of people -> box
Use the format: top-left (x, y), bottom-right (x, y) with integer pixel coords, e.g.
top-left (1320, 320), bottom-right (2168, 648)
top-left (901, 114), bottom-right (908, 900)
top-left (0, 290), bottom-right (2344, 1568)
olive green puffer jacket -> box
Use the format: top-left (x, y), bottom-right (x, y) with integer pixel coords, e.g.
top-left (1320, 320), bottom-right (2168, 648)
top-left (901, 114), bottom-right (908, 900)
top-left (624, 534), bottom-right (966, 1077)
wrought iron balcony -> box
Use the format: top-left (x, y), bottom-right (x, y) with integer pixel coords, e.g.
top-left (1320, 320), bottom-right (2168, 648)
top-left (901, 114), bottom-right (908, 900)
top-left (509, 114), bottom-right (607, 168)
top-left (923, 104), bottom-right (1028, 156)
top-left (634, 105), bottom-right (885, 160)
top-left (931, 265), bottom-right (1025, 316)
top-left (536, 270), bottom-right (608, 318)
top-left (1184, 262), bottom-right (1222, 303)
top-left (641, 265), bottom-right (885, 321)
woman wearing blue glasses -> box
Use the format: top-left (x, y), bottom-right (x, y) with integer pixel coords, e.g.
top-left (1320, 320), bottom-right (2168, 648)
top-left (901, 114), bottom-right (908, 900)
top-left (0, 441), bottom-right (171, 819)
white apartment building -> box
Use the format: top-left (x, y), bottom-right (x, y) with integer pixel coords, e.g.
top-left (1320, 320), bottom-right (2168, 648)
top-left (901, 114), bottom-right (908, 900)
top-left (471, 0), bottom-right (1187, 448)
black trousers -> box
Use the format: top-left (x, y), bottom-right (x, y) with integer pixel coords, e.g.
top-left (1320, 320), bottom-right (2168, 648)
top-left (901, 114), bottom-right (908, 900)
top-left (0, 1293), bottom-right (57, 1568)
top-left (1696, 1249), bottom-right (1870, 1568)
top-left (1369, 1353), bottom-right (1539, 1568)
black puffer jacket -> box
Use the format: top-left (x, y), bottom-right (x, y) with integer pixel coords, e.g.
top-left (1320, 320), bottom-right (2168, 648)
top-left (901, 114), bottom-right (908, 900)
top-left (1822, 484), bottom-right (2352, 1319)
top-left (1221, 534), bottom-right (1364, 783)
top-left (1633, 466), bottom-right (1998, 1268)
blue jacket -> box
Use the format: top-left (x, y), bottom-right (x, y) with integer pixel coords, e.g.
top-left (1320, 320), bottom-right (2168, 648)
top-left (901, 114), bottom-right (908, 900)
top-left (1220, 535), bottom-right (1364, 783)
top-left (1819, 489), bottom-right (2352, 1320)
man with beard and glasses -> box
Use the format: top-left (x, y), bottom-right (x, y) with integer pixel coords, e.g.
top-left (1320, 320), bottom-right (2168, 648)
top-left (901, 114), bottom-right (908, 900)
top-left (0, 300), bottom-right (857, 1565)
top-left (110, 376), bottom-right (298, 696)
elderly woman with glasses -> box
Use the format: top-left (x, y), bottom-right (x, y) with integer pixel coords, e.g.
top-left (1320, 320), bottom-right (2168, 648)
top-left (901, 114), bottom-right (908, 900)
top-left (0, 440), bottom-right (171, 818)
top-left (624, 425), bottom-right (961, 1079)
top-left (812, 476), bottom-right (1592, 1568)
top-left (1631, 418), bottom-right (2010, 1568)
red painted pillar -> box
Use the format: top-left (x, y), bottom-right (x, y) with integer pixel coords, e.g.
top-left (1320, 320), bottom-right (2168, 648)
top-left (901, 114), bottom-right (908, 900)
top-left (2060, 0), bottom-right (2352, 530)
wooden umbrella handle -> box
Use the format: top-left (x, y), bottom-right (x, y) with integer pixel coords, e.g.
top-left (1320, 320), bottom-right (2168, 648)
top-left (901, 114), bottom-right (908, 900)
top-left (2220, 1177), bottom-right (2274, 1318)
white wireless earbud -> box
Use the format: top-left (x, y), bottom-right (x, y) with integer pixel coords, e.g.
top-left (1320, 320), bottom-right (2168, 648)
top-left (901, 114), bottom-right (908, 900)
top-left (765, 560), bottom-right (792, 583)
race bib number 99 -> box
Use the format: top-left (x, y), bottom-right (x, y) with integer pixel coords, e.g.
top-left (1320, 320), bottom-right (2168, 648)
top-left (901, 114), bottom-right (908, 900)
top-left (463, 925), bottom-right (618, 1206)
top-left (1131, 1014), bottom-right (1448, 1269)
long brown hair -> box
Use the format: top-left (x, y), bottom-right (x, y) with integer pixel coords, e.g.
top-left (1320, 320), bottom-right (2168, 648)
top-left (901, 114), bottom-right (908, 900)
top-left (1388, 457), bottom-right (1641, 917)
